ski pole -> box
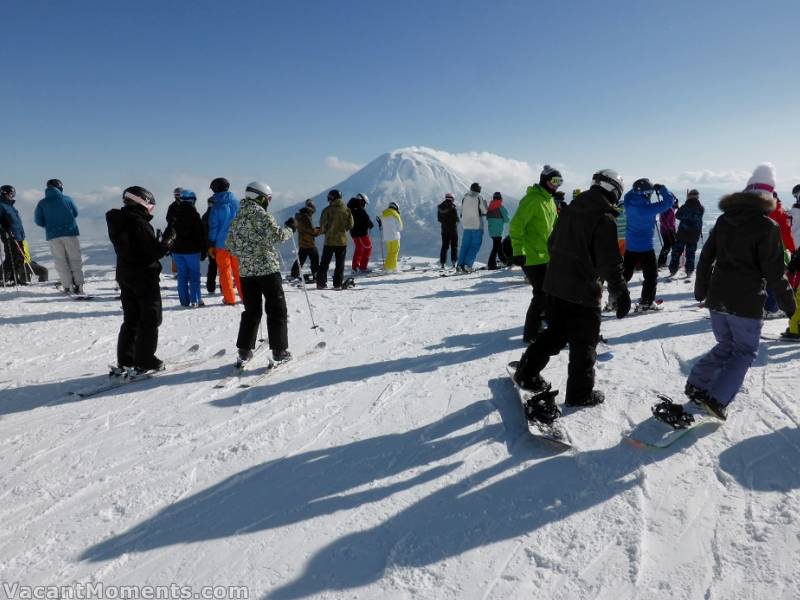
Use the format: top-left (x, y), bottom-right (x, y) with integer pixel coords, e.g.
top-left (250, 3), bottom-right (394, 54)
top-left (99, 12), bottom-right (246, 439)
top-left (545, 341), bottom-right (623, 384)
top-left (290, 234), bottom-right (319, 330)
top-left (378, 222), bottom-right (385, 268)
top-left (13, 239), bottom-right (36, 283)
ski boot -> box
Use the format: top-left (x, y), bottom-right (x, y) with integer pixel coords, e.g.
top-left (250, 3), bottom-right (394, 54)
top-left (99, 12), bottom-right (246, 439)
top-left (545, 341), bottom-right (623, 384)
top-left (272, 349), bottom-right (292, 364)
top-left (235, 349), bottom-right (254, 370)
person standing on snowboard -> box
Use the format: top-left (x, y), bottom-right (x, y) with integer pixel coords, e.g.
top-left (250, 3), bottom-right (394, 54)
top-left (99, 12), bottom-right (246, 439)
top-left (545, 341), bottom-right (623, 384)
top-left (688, 164), bottom-right (796, 419)
top-left (513, 169), bottom-right (631, 419)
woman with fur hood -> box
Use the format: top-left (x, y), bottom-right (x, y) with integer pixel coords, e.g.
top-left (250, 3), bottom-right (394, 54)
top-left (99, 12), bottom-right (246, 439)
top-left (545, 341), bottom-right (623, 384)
top-left (687, 164), bottom-right (796, 419)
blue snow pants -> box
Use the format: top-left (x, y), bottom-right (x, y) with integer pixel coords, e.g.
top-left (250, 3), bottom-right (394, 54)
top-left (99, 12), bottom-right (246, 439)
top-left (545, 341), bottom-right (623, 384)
top-left (173, 253), bottom-right (202, 306)
top-left (458, 228), bottom-right (483, 268)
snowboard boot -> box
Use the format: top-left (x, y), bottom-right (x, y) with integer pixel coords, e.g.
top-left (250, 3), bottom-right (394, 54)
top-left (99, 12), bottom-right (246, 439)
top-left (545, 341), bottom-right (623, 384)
top-left (236, 349), bottom-right (254, 369)
top-left (525, 390), bottom-right (561, 425)
top-left (272, 349), bottom-right (292, 363)
top-left (684, 382), bottom-right (709, 405)
top-left (565, 389), bottom-right (605, 407)
top-left (513, 370), bottom-right (551, 394)
top-left (696, 395), bottom-right (728, 420)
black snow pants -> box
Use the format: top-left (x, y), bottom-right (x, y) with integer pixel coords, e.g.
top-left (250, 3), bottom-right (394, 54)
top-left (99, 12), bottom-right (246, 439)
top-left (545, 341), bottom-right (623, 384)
top-left (623, 249), bottom-right (659, 305)
top-left (291, 246), bottom-right (320, 278)
top-left (117, 271), bottom-right (163, 368)
top-left (440, 228), bottom-right (458, 266)
top-left (236, 273), bottom-right (288, 353)
top-left (522, 263), bottom-right (548, 341)
top-left (317, 245), bottom-right (347, 288)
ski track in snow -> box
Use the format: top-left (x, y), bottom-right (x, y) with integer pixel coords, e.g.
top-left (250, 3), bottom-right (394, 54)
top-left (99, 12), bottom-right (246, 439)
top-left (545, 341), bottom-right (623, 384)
top-left (2, 255), bottom-right (800, 599)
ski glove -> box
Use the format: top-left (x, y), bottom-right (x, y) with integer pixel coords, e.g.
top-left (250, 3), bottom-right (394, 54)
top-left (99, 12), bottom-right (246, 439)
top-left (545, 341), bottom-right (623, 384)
top-left (160, 228), bottom-right (177, 253)
top-left (511, 255), bottom-right (526, 267)
top-left (616, 290), bottom-right (632, 319)
top-left (653, 184), bottom-right (664, 193)
top-left (284, 218), bottom-right (297, 232)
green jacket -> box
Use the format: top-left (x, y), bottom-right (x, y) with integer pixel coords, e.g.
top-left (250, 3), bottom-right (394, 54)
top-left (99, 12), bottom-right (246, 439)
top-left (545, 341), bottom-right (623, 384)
top-left (226, 198), bottom-right (293, 277)
top-left (319, 197), bottom-right (354, 246)
top-left (509, 184), bottom-right (557, 266)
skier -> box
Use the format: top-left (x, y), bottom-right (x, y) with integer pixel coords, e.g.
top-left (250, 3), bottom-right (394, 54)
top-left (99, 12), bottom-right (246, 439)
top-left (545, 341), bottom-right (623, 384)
top-left (763, 193), bottom-right (798, 318)
top-left (657, 196), bottom-right (677, 268)
top-left (34, 179), bottom-right (86, 294)
top-left (106, 186), bottom-right (176, 374)
top-left (290, 199), bottom-right (320, 280)
top-left (668, 189), bottom-right (704, 277)
top-left (688, 164), bottom-right (796, 418)
top-left (226, 182), bottom-right (295, 365)
top-left (380, 201), bottom-right (403, 272)
top-left (456, 182), bottom-right (488, 272)
top-left (784, 250), bottom-right (800, 340)
top-left (207, 177), bottom-right (242, 305)
top-left (622, 178), bottom-right (676, 310)
top-left (437, 192), bottom-right (459, 268)
top-left (201, 196), bottom-right (217, 294)
top-left (169, 189), bottom-right (206, 307)
top-left (509, 165), bottom-right (563, 343)
top-left (513, 169), bottom-right (630, 413)
top-left (486, 192), bottom-right (510, 269)
top-left (316, 189), bottom-right (353, 288)
top-left (0, 185), bottom-right (29, 285)
top-left (347, 193), bottom-right (374, 273)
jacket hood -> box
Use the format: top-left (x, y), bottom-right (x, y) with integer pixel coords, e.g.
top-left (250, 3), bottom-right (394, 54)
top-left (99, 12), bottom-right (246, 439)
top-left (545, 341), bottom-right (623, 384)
top-left (570, 188), bottom-right (619, 217)
top-left (45, 187), bottom-right (63, 199)
top-left (463, 190), bottom-right (482, 200)
top-left (106, 205), bottom-right (148, 236)
top-left (719, 192), bottom-right (775, 214)
top-left (488, 198), bottom-right (503, 212)
top-left (297, 206), bottom-right (313, 216)
top-left (328, 197), bottom-right (346, 209)
top-left (212, 190), bottom-right (238, 207)
top-left (623, 189), bottom-right (654, 208)
top-left (683, 197), bottom-right (703, 210)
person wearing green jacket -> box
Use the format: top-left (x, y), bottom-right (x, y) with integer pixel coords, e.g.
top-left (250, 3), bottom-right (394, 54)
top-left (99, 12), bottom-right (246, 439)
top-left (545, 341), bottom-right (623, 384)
top-left (316, 189), bottom-right (354, 289)
top-left (509, 165), bottom-right (563, 342)
top-left (486, 192), bottom-right (510, 269)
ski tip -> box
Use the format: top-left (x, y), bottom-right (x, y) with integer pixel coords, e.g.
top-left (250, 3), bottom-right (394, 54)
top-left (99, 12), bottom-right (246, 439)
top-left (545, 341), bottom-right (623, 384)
top-left (316, 341), bottom-right (327, 348)
top-left (188, 344), bottom-right (200, 352)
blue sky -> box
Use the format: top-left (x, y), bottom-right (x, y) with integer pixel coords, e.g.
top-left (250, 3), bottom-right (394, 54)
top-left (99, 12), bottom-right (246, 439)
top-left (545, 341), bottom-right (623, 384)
top-left (2, 0), bottom-right (799, 234)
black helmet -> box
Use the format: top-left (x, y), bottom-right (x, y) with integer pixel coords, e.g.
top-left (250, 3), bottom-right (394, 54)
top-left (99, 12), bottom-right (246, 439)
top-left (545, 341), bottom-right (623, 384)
top-left (47, 178), bottom-right (63, 191)
top-left (632, 178), bottom-right (653, 193)
top-left (327, 189), bottom-right (342, 201)
top-left (123, 186), bottom-right (156, 212)
top-left (792, 184), bottom-right (800, 199)
top-left (470, 182), bottom-right (481, 193)
top-left (0, 185), bottom-right (15, 200)
top-left (210, 177), bottom-right (230, 193)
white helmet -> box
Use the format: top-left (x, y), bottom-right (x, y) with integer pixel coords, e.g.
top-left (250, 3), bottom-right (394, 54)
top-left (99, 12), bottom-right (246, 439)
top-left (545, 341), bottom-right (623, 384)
top-left (245, 181), bottom-right (272, 201)
top-left (591, 169), bottom-right (624, 201)
top-left (356, 192), bottom-right (369, 205)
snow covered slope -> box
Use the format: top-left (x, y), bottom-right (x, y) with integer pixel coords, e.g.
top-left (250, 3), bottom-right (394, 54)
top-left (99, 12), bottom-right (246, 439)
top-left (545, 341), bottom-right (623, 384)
top-left (2, 257), bottom-right (800, 599)
top-left (278, 148), bottom-right (520, 259)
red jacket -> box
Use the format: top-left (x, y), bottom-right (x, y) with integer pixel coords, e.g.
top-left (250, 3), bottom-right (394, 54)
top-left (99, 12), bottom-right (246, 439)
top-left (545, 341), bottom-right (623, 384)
top-left (769, 199), bottom-right (796, 253)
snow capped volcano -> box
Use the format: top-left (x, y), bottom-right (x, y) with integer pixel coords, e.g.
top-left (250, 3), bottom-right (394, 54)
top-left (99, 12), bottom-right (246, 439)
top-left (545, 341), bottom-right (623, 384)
top-left (280, 147), bottom-right (527, 258)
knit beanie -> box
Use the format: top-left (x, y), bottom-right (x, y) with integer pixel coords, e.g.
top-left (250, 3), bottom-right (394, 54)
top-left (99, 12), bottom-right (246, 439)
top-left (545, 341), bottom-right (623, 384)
top-left (744, 163), bottom-right (776, 198)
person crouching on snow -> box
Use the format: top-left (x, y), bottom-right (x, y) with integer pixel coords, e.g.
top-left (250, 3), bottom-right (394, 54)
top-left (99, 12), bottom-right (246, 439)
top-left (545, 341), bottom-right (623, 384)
top-left (688, 164), bottom-right (796, 419)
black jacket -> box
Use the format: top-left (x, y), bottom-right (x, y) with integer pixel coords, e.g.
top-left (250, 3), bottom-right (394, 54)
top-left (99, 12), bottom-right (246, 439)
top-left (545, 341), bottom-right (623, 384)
top-left (543, 187), bottom-right (627, 308)
top-left (106, 205), bottom-right (167, 282)
top-left (675, 197), bottom-right (705, 244)
top-left (437, 200), bottom-right (459, 232)
top-left (169, 201), bottom-right (206, 255)
top-left (696, 192), bottom-right (795, 319)
top-left (347, 198), bottom-right (374, 237)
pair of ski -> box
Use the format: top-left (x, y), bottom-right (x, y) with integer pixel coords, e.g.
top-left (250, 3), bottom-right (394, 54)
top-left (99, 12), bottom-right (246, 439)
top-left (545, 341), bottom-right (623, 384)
top-left (71, 344), bottom-right (226, 398)
top-left (213, 340), bottom-right (327, 390)
top-left (439, 266), bottom-right (488, 278)
top-left (507, 362), bottom-right (720, 450)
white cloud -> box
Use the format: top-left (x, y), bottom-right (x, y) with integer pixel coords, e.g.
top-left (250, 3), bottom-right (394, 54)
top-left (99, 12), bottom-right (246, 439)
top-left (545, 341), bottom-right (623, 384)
top-left (325, 156), bottom-right (364, 174)
top-left (676, 169), bottom-right (750, 186)
top-left (397, 146), bottom-right (551, 196)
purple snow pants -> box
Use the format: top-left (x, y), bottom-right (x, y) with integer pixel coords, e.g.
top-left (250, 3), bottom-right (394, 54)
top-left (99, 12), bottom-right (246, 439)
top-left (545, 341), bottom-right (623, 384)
top-left (688, 310), bottom-right (763, 406)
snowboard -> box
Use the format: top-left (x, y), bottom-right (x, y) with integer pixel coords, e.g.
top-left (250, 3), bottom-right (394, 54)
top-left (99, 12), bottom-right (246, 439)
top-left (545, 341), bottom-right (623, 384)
top-left (761, 333), bottom-right (800, 343)
top-left (625, 394), bottom-right (719, 449)
top-left (506, 362), bottom-right (573, 448)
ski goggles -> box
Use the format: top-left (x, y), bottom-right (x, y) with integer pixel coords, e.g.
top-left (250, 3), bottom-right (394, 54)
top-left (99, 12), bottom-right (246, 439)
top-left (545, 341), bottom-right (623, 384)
top-left (549, 176), bottom-right (564, 188)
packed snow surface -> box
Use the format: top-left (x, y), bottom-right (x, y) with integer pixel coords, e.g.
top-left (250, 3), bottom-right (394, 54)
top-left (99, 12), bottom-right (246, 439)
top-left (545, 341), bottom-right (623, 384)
top-left (2, 249), bottom-right (800, 600)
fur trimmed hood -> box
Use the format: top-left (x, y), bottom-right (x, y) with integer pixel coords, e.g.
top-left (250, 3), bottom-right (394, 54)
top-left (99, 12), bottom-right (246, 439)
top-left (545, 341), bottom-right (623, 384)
top-left (719, 192), bottom-right (776, 214)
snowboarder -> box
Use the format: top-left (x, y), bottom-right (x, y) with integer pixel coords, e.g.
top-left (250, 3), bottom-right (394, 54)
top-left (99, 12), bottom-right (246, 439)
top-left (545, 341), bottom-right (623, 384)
top-left (379, 201), bottom-right (403, 272)
top-left (513, 169), bottom-right (630, 409)
top-left (106, 186), bottom-right (176, 374)
top-left (437, 192), bottom-right (459, 268)
top-left (486, 192), bottom-right (510, 269)
top-left (509, 165), bottom-right (562, 343)
top-left (316, 189), bottom-right (354, 288)
top-left (668, 189), bottom-right (704, 277)
top-left (226, 182), bottom-right (295, 365)
top-left (0, 185), bottom-right (29, 286)
top-left (34, 179), bottom-right (86, 294)
top-left (201, 196), bottom-right (217, 294)
top-left (622, 178), bottom-right (676, 310)
top-left (290, 199), bottom-right (320, 280)
top-left (456, 182), bottom-right (488, 272)
top-left (169, 189), bottom-right (206, 307)
top-left (657, 196), bottom-right (677, 268)
top-left (207, 177), bottom-right (242, 305)
top-left (688, 164), bottom-right (796, 419)
top-left (348, 193), bottom-right (374, 273)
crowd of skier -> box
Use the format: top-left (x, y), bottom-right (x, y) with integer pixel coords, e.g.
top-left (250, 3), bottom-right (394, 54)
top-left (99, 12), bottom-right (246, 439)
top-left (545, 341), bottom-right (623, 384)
top-left (3, 163), bottom-right (800, 425)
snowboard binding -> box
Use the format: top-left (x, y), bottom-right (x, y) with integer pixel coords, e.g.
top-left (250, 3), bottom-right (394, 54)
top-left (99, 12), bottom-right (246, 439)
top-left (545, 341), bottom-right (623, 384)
top-left (525, 390), bottom-right (561, 425)
top-left (651, 395), bottom-right (695, 429)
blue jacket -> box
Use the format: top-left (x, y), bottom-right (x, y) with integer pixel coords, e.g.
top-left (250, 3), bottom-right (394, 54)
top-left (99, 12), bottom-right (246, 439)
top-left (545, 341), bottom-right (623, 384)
top-left (207, 191), bottom-right (240, 248)
top-left (623, 187), bottom-right (676, 252)
top-left (34, 187), bottom-right (80, 240)
top-left (0, 197), bottom-right (25, 241)
top-left (487, 204), bottom-right (510, 237)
